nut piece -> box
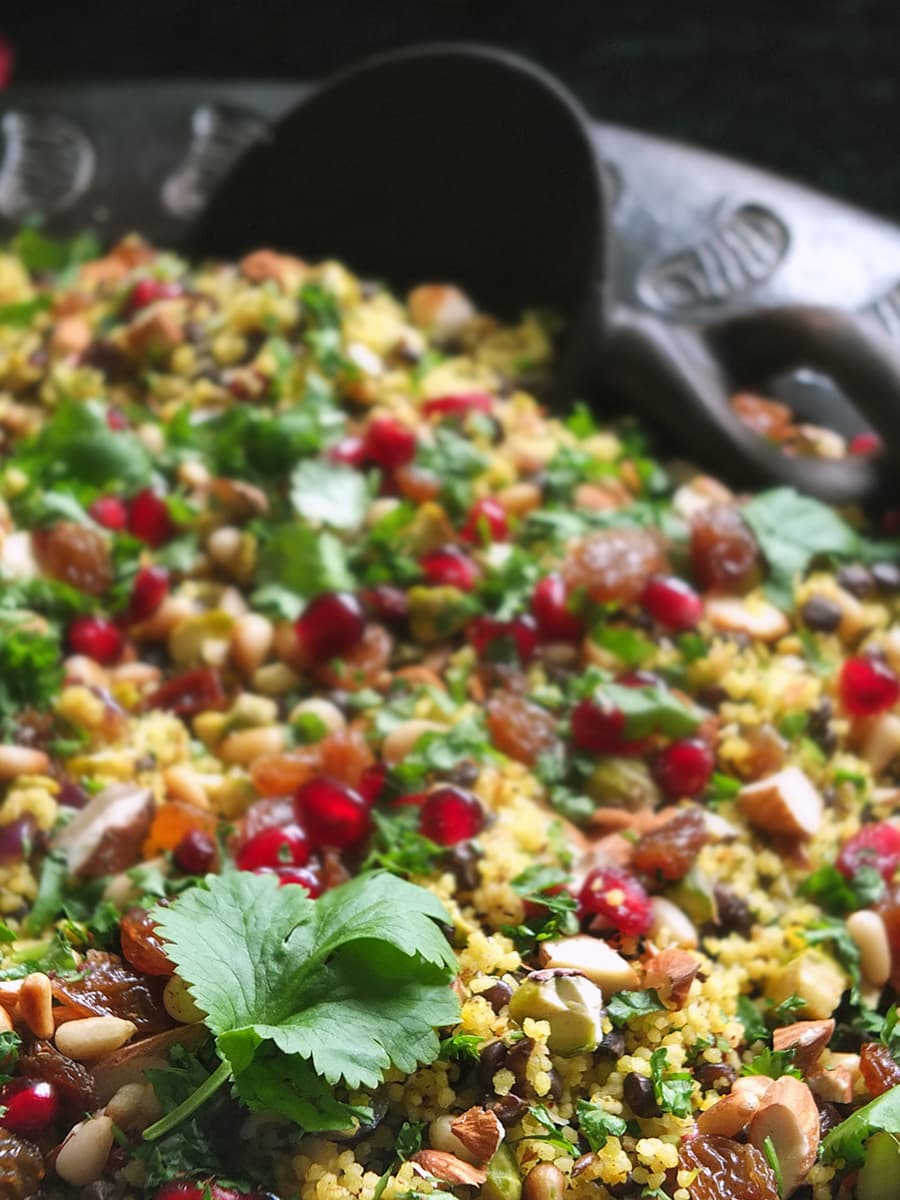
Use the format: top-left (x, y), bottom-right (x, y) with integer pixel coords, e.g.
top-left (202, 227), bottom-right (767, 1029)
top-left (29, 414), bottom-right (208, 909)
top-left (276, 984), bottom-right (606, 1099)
top-left (732, 1076), bottom-right (774, 1104)
top-left (648, 897), bottom-right (699, 949)
top-left (449, 1107), bottom-right (505, 1165)
top-left (766, 950), bottom-right (847, 1020)
top-left (856, 713), bottom-right (900, 773)
top-left (508, 969), bottom-right (605, 1054)
top-left (705, 595), bottom-right (790, 642)
top-left (748, 1076), bottom-right (820, 1195)
top-left (52, 783), bottom-right (154, 878)
top-left (846, 909), bottom-right (892, 988)
top-left (696, 1088), bottom-right (760, 1137)
top-left (410, 1150), bottom-right (488, 1187)
top-left (808, 1060), bottom-right (857, 1104)
top-left (407, 284), bottom-right (475, 336)
top-left (738, 766), bottom-right (823, 839)
top-left (0, 744), bottom-right (50, 780)
top-left (55, 1115), bottom-right (115, 1186)
top-left (537, 935), bottom-right (639, 994)
top-left (772, 1018), bottom-right (834, 1075)
top-left (643, 948), bottom-right (700, 1010)
top-left (55, 1016), bottom-right (137, 1062)
top-left (19, 973), bottom-right (54, 1039)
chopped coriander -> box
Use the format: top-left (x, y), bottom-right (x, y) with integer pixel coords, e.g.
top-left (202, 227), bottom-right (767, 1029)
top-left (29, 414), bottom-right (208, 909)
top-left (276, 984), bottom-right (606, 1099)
top-left (736, 996), bottom-right (768, 1043)
top-left (575, 1099), bottom-right (627, 1150)
top-left (607, 989), bottom-right (665, 1028)
top-left (649, 1047), bottom-right (694, 1117)
top-left (438, 1033), bottom-right (483, 1063)
top-left (740, 1046), bottom-right (801, 1080)
top-left (591, 624), bottom-right (655, 667)
top-left (0, 626), bottom-right (64, 738)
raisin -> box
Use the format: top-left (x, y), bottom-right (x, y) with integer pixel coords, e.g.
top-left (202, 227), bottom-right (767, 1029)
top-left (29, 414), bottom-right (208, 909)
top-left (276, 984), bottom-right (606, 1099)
top-left (119, 907), bottom-right (175, 976)
top-left (694, 1061), bottom-right (737, 1092)
top-left (679, 1134), bottom-right (779, 1200)
top-left (32, 522), bottom-right (113, 596)
top-left (0, 1129), bottom-right (44, 1200)
top-left (632, 807), bottom-right (708, 882)
top-left (860, 1041), bottom-right (900, 1097)
top-left (486, 692), bottom-right (560, 766)
top-left (19, 1040), bottom-right (97, 1118)
top-left (713, 886), bottom-right (754, 937)
top-left (690, 505), bottom-right (762, 594)
top-left (563, 528), bottom-right (668, 605)
top-left (51, 950), bottom-right (170, 1034)
top-left (251, 730), bottom-right (373, 798)
top-left (146, 667), bottom-right (227, 717)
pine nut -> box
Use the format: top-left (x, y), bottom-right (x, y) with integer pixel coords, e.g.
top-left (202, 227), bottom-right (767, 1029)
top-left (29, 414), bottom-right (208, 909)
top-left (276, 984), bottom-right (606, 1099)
top-left (105, 1082), bottom-right (163, 1133)
top-left (163, 975), bottom-right (205, 1024)
top-left (19, 972), bottom-right (53, 1038)
top-left (847, 909), bottom-right (891, 987)
top-left (273, 619), bottom-right (304, 668)
top-left (382, 719), bottom-right (444, 765)
top-left (251, 662), bottom-right (301, 695)
top-left (137, 423), bottom-right (165, 455)
top-left (428, 1114), bottom-right (476, 1163)
top-left (163, 765), bottom-right (210, 809)
top-left (64, 655), bottom-right (110, 688)
top-left (133, 595), bottom-right (195, 641)
top-left (290, 697), bottom-right (346, 737)
top-left (496, 481), bottom-right (542, 516)
top-left (230, 613), bottom-right (274, 675)
top-left (0, 981), bottom-right (22, 1011)
top-left (218, 725), bottom-right (287, 765)
top-left (696, 1088), bottom-right (760, 1137)
top-left (56, 1115), bottom-right (115, 1186)
top-left (0, 745), bottom-right (50, 780)
top-left (55, 1015), bottom-right (137, 1062)
top-left (523, 1162), bottom-right (566, 1200)
top-left (208, 525), bottom-right (243, 569)
top-left (110, 661), bottom-right (162, 686)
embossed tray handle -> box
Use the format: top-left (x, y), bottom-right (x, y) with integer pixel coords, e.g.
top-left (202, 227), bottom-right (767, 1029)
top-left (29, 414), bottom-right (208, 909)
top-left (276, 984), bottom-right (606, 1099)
top-left (601, 301), bottom-right (895, 504)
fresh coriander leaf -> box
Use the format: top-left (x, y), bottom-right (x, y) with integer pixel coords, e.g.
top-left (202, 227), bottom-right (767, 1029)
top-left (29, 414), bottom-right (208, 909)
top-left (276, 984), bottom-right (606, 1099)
top-left (564, 403), bottom-right (597, 439)
top-left (290, 460), bottom-right (368, 530)
top-left (676, 631), bottom-right (707, 663)
top-left (0, 295), bottom-right (51, 327)
top-left (0, 923), bottom-right (14, 945)
top-left (151, 871), bottom-right (459, 1136)
top-left (592, 625), bottom-right (655, 667)
top-left (232, 1048), bottom-right (371, 1132)
top-left (821, 1084), bottom-right (900, 1165)
top-left (362, 808), bottom-right (443, 878)
top-left (575, 1099), bottom-right (627, 1150)
top-left (770, 994), bottom-right (806, 1024)
top-left (11, 227), bottom-right (101, 274)
top-left (740, 1046), bottom-right (801, 1080)
top-left (0, 626), bottom-right (64, 738)
top-left (742, 488), bottom-right (860, 610)
top-left (396, 1120), bottom-right (427, 1160)
top-left (438, 1033), bottom-right (484, 1063)
top-left (391, 717), bottom-right (498, 792)
top-left (594, 683), bottom-right (702, 740)
top-left (607, 990), bottom-right (665, 1028)
top-left (24, 851), bottom-right (70, 936)
top-left (800, 864), bottom-right (869, 915)
top-left (256, 525), bottom-right (354, 599)
top-left (291, 711), bottom-right (329, 746)
top-left (478, 548), bottom-right (542, 620)
top-left (510, 865), bottom-right (571, 896)
top-left (527, 1104), bottom-right (575, 1153)
top-left (778, 711), bottom-right (809, 740)
top-left (0, 1030), bottom-right (21, 1085)
top-left (649, 1047), bottom-right (694, 1117)
top-left (0, 931), bottom-right (79, 981)
top-left (736, 996), bottom-right (768, 1043)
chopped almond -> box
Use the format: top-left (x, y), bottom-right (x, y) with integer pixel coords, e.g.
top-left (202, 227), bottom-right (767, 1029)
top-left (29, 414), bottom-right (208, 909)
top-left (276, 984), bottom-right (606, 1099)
top-left (410, 1151), bottom-right (488, 1187)
top-left (772, 1018), bottom-right (834, 1074)
top-left (747, 1076), bottom-right (820, 1196)
top-left (643, 948), bottom-right (700, 1010)
top-left (407, 284), bottom-right (475, 335)
top-left (538, 934), bottom-right (639, 993)
top-left (240, 249), bottom-right (307, 291)
top-left (696, 1088), bottom-right (760, 1137)
top-left (738, 766), bottom-right (823, 839)
top-left (808, 1063), bottom-right (855, 1104)
top-left (50, 315), bottom-right (92, 357)
top-left (856, 712), bottom-right (900, 773)
top-left (449, 1107), bottom-right (505, 1164)
top-left (125, 307), bottom-right (184, 356)
top-left (705, 595), bottom-right (790, 642)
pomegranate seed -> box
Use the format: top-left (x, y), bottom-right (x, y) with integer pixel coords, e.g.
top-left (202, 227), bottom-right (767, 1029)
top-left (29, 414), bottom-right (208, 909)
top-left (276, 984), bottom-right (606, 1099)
top-left (271, 864), bottom-right (324, 895)
top-left (0, 815), bottom-right (37, 865)
top-left (640, 575), bottom-right (703, 631)
top-left (0, 1079), bottom-right (59, 1136)
top-left (850, 431), bottom-right (883, 455)
top-left (837, 822), bottom-right (900, 882)
top-left (105, 407), bottom-right (129, 431)
top-left (294, 778), bottom-right (371, 848)
top-left (360, 584), bottom-right (409, 625)
top-left (578, 867), bottom-right (652, 936)
top-left (67, 615), bottom-right (123, 664)
top-left (174, 829), bottom-right (216, 875)
top-left (154, 1186), bottom-right (252, 1200)
top-left (571, 697), bottom-right (646, 756)
top-left (358, 762), bottom-right (388, 806)
top-left (57, 780), bottom-right (89, 809)
top-left (128, 488), bottom-right (175, 547)
top-left (126, 565), bottom-right (170, 624)
top-left (655, 738), bottom-right (715, 798)
top-left (88, 494), bottom-right (129, 530)
top-left (126, 278), bottom-right (183, 314)
top-left (422, 392), bottom-right (493, 418)
top-left (531, 573), bottom-right (585, 642)
top-left (468, 614), bottom-right (538, 664)
top-left (236, 824), bottom-right (310, 872)
top-left (295, 592), bottom-right (365, 663)
top-left (329, 436), bottom-right (367, 466)
top-left (420, 546), bottom-right (479, 591)
top-left (147, 666), bottom-right (226, 717)
top-left (461, 497), bottom-right (508, 544)
top-left (419, 786), bottom-right (484, 846)
top-left (839, 656), bottom-right (900, 716)
top-left (363, 415), bottom-right (417, 469)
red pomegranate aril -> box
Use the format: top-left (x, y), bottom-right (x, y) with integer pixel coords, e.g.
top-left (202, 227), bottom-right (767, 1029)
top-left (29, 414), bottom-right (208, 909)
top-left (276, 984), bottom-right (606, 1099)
top-left (126, 278), bottom-right (183, 314)
top-left (363, 415), bottom-right (417, 469)
top-left (126, 565), bottom-right (170, 624)
top-left (420, 546), bottom-right (479, 591)
top-left (67, 614), bottom-right (123, 665)
top-left (571, 697), bottom-right (646, 756)
top-left (461, 497), bottom-right (509, 545)
top-left (578, 866), bottom-right (652, 936)
top-left (419, 786), bottom-right (485, 846)
top-left (105, 406), bottom-right (130, 431)
top-left (839, 655), bottom-right (900, 717)
top-left (358, 762), bottom-right (388, 806)
top-left (640, 575), bottom-right (703, 631)
top-left (531, 573), bottom-right (585, 642)
top-left (237, 824), bottom-right (311, 872)
top-left (295, 592), bottom-right (365, 663)
top-left (0, 1079), bottom-right (59, 1137)
top-left (360, 584), bottom-right (409, 624)
top-left (655, 738), bottom-right (715, 798)
top-left (329, 435), bottom-right (367, 466)
top-left (272, 864), bottom-right (324, 896)
top-left (294, 778), bottom-right (371, 849)
top-left (88, 494), bottom-right (129, 530)
top-left (850, 431), bottom-right (883, 456)
top-left (836, 821), bottom-right (900, 882)
top-left (423, 392), bottom-right (493, 418)
top-left (0, 815), bottom-right (37, 865)
top-left (128, 488), bottom-right (175, 548)
top-left (154, 1185), bottom-right (251, 1200)
top-left (173, 829), bottom-right (217, 875)
top-left (469, 614), bottom-right (538, 664)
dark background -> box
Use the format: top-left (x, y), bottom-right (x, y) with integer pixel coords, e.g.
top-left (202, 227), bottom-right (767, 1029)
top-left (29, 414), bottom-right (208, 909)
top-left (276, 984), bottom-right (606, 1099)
top-left (4, 0), bottom-right (900, 220)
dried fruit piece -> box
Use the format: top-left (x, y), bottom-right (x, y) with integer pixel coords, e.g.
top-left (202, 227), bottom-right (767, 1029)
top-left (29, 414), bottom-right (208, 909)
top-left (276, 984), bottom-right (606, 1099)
top-left (563, 527), bottom-right (667, 605)
top-left (859, 1040), bottom-right (900, 1097)
top-left (632, 807), bottom-right (709, 881)
top-left (51, 950), bottom-right (170, 1034)
top-left (119, 907), bottom-right (175, 976)
top-left (486, 693), bottom-right (560, 766)
top-left (690, 504), bottom-right (761, 594)
top-left (679, 1134), bottom-right (778, 1200)
top-left (32, 521), bottom-right (113, 595)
